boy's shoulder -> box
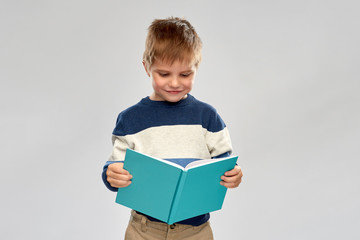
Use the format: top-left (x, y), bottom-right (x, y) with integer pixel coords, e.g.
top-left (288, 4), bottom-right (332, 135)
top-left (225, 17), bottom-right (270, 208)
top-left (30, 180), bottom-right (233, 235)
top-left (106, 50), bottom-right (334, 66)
top-left (188, 96), bottom-right (229, 133)
top-left (191, 96), bottom-right (218, 112)
top-left (117, 98), bottom-right (145, 116)
top-left (189, 96), bottom-right (223, 122)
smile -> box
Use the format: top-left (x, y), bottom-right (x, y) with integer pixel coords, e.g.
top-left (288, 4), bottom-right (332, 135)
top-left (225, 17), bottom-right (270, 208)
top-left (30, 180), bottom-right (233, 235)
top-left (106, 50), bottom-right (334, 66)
top-left (167, 91), bottom-right (182, 94)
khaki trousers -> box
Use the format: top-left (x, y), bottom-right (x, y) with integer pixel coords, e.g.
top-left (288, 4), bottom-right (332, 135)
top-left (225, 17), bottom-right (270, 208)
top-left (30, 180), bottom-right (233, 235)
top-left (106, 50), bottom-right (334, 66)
top-left (125, 210), bottom-right (214, 240)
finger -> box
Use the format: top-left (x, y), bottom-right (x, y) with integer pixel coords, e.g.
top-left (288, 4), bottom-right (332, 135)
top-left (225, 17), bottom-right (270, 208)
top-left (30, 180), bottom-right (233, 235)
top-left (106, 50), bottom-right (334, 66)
top-left (107, 170), bottom-right (133, 181)
top-left (220, 180), bottom-right (239, 188)
top-left (221, 174), bottom-right (242, 183)
top-left (224, 166), bottom-right (242, 177)
top-left (108, 178), bottom-right (132, 188)
top-left (220, 173), bottom-right (242, 189)
top-left (109, 163), bottom-right (130, 175)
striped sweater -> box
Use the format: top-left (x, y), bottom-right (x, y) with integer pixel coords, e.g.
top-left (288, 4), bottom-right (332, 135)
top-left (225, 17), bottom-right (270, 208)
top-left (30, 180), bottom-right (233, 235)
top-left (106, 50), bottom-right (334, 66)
top-left (102, 94), bottom-right (233, 226)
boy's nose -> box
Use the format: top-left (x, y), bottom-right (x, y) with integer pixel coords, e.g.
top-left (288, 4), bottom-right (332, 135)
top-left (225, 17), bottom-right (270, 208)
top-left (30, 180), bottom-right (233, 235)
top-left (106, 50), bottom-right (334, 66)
top-left (169, 77), bottom-right (180, 88)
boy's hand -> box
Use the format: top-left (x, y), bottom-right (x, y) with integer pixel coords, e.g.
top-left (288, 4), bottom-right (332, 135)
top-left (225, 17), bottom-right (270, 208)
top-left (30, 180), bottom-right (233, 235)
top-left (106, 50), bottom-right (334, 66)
top-left (220, 165), bottom-right (243, 188)
top-left (106, 162), bottom-right (133, 188)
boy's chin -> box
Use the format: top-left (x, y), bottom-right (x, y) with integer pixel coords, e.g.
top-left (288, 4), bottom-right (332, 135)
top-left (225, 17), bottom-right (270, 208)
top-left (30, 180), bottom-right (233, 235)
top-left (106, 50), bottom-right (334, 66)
top-left (151, 92), bottom-right (188, 102)
top-left (165, 94), bottom-right (188, 102)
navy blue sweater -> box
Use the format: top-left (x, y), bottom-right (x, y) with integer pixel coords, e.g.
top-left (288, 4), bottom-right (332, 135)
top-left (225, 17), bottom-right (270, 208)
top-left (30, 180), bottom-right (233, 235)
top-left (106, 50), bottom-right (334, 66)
top-left (102, 94), bottom-right (232, 226)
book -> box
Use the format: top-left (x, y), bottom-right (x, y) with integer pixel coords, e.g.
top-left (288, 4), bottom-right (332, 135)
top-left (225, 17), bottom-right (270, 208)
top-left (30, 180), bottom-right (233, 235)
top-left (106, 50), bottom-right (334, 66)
top-left (115, 149), bottom-right (238, 224)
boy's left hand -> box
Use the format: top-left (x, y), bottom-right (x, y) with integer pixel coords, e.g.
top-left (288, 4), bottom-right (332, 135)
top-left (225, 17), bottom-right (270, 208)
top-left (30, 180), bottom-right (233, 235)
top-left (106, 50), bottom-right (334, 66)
top-left (220, 165), bottom-right (243, 188)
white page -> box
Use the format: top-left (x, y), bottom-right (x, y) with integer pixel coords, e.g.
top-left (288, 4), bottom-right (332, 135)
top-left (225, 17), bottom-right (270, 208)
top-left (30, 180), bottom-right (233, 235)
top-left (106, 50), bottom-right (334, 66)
top-left (184, 156), bottom-right (236, 170)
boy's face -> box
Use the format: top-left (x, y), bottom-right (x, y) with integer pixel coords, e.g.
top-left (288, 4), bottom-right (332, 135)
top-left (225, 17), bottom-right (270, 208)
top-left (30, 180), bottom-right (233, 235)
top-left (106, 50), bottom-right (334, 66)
top-left (144, 59), bottom-right (196, 102)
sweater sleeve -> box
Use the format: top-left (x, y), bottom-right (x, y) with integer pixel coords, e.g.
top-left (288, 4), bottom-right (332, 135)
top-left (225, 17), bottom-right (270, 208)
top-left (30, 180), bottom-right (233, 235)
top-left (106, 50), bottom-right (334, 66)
top-left (204, 109), bottom-right (233, 158)
top-left (102, 113), bottom-right (133, 191)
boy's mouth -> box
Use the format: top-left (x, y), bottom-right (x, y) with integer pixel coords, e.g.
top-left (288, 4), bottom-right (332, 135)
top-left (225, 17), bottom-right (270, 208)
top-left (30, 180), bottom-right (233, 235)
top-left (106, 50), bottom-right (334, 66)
top-left (167, 91), bottom-right (182, 94)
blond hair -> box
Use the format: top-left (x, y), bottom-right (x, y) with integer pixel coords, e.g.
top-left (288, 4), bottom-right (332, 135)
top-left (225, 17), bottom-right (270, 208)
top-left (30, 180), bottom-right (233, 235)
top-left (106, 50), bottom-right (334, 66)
top-left (143, 17), bottom-right (202, 70)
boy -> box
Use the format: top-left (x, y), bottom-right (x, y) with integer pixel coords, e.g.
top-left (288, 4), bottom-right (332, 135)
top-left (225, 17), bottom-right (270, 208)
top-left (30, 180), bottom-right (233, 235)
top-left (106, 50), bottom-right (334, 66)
top-left (102, 17), bottom-right (243, 240)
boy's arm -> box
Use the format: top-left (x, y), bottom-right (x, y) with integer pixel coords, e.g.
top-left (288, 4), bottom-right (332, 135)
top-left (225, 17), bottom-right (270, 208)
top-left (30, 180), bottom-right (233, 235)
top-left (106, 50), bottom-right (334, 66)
top-left (102, 161), bottom-right (132, 191)
top-left (102, 132), bottom-right (134, 191)
top-left (206, 110), bottom-right (242, 188)
top-left (205, 108), bottom-right (233, 158)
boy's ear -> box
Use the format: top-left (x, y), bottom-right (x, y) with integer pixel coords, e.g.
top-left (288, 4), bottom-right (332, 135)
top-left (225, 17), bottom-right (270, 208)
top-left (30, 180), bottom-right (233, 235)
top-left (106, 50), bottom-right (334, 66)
top-left (142, 61), bottom-right (150, 77)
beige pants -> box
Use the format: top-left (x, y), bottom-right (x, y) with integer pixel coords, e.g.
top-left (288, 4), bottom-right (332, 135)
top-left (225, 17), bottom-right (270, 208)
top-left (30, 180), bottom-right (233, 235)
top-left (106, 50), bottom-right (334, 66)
top-left (125, 210), bottom-right (214, 240)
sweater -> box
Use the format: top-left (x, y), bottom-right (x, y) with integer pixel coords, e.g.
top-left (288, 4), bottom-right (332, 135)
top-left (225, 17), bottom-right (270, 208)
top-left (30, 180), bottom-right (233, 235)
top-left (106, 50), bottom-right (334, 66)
top-left (102, 94), bottom-right (232, 226)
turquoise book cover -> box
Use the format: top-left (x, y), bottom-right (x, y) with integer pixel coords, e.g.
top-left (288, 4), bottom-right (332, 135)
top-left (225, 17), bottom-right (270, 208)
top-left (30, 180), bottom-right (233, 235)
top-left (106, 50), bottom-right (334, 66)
top-left (116, 149), bottom-right (238, 224)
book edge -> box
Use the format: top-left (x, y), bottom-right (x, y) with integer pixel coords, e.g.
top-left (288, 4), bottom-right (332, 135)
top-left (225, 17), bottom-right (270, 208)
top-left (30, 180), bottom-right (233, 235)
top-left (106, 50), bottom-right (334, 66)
top-left (167, 171), bottom-right (188, 224)
top-left (185, 155), bottom-right (238, 170)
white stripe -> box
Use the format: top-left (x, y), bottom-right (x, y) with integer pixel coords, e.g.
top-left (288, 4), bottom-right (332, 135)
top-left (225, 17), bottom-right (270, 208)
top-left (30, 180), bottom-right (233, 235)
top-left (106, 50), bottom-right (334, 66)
top-left (204, 126), bottom-right (233, 157)
top-left (109, 125), bottom-right (232, 161)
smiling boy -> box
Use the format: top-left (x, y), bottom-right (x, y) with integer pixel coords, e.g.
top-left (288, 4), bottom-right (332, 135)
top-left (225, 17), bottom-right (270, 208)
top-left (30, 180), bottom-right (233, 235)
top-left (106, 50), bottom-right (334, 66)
top-left (102, 17), bottom-right (243, 240)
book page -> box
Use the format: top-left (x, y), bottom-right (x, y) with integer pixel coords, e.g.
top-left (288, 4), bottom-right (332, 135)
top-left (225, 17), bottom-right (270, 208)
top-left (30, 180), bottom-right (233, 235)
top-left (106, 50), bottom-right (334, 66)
top-left (136, 151), bottom-right (185, 170)
top-left (185, 156), bottom-right (235, 170)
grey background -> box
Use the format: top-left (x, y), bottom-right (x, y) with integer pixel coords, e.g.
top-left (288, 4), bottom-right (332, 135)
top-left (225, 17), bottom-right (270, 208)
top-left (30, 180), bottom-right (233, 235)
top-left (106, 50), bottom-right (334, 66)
top-left (1, 0), bottom-right (359, 239)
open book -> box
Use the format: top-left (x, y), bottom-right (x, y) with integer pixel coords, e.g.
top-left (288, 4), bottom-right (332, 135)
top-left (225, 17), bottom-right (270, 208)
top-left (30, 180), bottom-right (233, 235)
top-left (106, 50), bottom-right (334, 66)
top-left (115, 149), bottom-right (238, 224)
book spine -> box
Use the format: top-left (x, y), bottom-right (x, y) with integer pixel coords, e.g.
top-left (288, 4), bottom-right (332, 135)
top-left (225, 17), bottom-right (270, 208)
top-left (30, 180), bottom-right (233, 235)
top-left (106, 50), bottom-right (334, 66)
top-left (167, 171), bottom-right (187, 224)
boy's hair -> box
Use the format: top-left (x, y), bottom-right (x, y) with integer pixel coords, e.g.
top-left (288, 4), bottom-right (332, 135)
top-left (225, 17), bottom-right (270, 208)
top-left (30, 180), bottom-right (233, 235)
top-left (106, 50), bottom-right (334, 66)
top-left (143, 17), bottom-right (202, 70)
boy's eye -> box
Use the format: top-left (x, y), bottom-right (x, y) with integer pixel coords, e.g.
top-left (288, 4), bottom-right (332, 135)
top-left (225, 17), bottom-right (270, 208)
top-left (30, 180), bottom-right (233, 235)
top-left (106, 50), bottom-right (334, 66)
top-left (159, 73), bottom-right (169, 77)
top-left (181, 73), bottom-right (192, 77)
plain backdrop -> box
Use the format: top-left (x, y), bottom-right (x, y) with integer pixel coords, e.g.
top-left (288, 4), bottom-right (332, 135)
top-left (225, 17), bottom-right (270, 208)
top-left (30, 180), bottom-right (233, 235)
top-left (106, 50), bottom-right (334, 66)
top-left (1, 0), bottom-right (359, 239)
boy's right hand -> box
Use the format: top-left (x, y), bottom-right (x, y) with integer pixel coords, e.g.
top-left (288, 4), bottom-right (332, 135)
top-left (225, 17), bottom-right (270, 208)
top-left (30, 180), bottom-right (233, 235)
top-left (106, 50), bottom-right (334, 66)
top-left (106, 162), bottom-right (132, 188)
